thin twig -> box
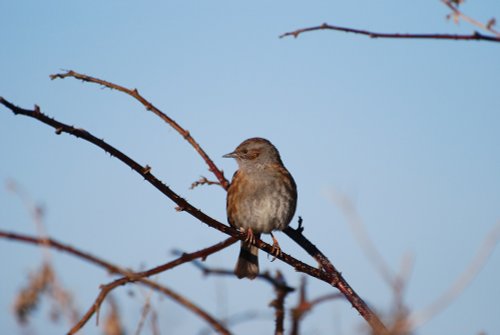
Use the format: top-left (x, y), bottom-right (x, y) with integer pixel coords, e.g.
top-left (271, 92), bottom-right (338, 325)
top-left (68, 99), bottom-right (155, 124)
top-left (279, 22), bottom-right (500, 42)
top-left (131, 238), bottom-right (238, 280)
top-left (49, 70), bottom-right (230, 190)
top-left (442, 0), bottom-right (500, 37)
top-left (190, 176), bottom-right (221, 189)
top-left (0, 230), bottom-right (124, 274)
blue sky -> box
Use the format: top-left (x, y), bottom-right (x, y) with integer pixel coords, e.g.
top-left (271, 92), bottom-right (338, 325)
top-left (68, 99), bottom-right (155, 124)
top-left (1, 1), bottom-right (499, 334)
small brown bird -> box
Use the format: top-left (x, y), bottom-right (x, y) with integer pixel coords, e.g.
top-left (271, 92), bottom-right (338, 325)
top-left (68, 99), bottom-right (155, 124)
top-left (224, 138), bottom-right (297, 279)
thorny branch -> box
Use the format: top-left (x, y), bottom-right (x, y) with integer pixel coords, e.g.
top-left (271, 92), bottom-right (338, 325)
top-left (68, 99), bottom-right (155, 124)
top-left (1, 95), bottom-right (389, 334)
top-left (0, 230), bottom-right (234, 335)
top-left (49, 70), bottom-right (230, 190)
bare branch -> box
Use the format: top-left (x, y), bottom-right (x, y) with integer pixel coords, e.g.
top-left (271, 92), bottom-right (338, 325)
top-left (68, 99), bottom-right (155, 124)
top-left (49, 70), bottom-right (230, 190)
top-left (280, 22), bottom-right (500, 42)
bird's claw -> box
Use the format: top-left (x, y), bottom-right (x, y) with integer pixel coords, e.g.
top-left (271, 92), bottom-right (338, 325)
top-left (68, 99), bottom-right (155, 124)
top-left (270, 233), bottom-right (282, 261)
top-left (243, 227), bottom-right (256, 245)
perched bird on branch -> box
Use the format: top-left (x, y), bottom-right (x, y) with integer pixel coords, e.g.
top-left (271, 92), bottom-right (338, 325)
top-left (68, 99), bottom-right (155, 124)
top-left (224, 138), bottom-right (297, 279)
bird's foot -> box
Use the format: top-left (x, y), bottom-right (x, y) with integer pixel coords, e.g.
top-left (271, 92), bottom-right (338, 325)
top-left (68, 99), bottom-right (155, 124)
top-left (243, 227), bottom-right (256, 245)
top-left (269, 232), bottom-right (282, 261)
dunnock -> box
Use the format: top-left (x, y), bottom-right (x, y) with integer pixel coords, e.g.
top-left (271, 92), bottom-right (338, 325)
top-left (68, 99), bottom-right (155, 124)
top-left (224, 138), bottom-right (297, 279)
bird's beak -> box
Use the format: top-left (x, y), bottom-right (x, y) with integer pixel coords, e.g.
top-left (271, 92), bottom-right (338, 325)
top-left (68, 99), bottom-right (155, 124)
top-left (223, 151), bottom-right (237, 158)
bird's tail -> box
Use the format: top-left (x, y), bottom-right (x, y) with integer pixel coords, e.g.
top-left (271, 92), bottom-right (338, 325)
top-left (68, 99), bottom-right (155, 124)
top-left (235, 241), bottom-right (259, 279)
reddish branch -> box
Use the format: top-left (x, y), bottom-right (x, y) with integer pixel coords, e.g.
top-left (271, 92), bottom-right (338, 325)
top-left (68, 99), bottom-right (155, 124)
top-left (49, 70), bottom-right (230, 190)
top-left (1, 95), bottom-right (388, 334)
top-left (279, 22), bottom-right (500, 42)
top-left (0, 230), bottom-right (234, 335)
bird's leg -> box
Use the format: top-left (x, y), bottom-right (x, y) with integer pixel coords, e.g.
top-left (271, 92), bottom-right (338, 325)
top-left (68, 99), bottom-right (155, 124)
top-left (270, 232), bottom-right (282, 258)
top-left (243, 227), bottom-right (256, 245)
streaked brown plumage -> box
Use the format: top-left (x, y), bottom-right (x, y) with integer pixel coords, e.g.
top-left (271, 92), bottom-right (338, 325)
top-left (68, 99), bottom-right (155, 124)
top-left (224, 138), bottom-right (297, 279)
